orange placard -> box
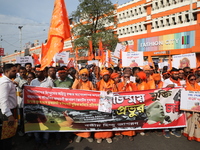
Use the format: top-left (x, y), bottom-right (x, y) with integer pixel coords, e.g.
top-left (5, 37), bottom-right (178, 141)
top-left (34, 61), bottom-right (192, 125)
top-left (1, 119), bottom-right (18, 140)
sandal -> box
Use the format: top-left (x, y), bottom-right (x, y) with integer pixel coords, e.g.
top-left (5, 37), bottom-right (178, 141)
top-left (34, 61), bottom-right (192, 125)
top-left (97, 139), bottom-right (102, 144)
top-left (106, 138), bottom-right (112, 144)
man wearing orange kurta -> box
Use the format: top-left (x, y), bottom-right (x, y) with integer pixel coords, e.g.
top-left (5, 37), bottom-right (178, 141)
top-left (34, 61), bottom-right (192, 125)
top-left (115, 73), bottom-right (137, 141)
top-left (143, 65), bottom-right (156, 89)
top-left (72, 68), bottom-right (94, 143)
top-left (95, 69), bottom-right (114, 143)
top-left (110, 73), bottom-right (120, 92)
top-left (135, 71), bottom-right (150, 90)
top-left (135, 71), bottom-right (149, 136)
top-left (152, 73), bottom-right (163, 89)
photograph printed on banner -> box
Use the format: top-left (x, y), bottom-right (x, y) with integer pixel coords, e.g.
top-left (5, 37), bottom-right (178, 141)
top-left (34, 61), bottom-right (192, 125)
top-left (98, 92), bottom-right (113, 113)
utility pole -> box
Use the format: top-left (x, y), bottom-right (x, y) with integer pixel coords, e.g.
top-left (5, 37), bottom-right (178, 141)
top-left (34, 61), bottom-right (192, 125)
top-left (18, 26), bottom-right (23, 56)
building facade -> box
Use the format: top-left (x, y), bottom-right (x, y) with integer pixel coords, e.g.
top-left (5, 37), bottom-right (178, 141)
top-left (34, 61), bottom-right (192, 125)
top-left (2, 0), bottom-right (200, 63)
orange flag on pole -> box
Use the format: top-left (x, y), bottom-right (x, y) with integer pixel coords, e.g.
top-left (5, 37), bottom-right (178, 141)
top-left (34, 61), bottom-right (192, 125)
top-left (40, 0), bottom-right (71, 70)
top-left (99, 39), bottom-right (103, 57)
top-left (168, 55), bottom-right (172, 71)
top-left (119, 50), bottom-right (122, 68)
top-left (148, 55), bottom-right (155, 68)
top-left (67, 59), bottom-right (74, 68)
top-left (88, 40), bottom-right (94, 60)
top-left (124, 45), bottom-right (130, 52)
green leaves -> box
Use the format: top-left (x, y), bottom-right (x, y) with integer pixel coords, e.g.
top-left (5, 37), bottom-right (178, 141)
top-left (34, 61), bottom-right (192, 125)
top-left (71, 0), bottom-right (118, 53)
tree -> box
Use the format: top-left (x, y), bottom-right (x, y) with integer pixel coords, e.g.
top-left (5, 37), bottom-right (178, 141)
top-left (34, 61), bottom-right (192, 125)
top-left (71, 0), bottom-right (118, 59)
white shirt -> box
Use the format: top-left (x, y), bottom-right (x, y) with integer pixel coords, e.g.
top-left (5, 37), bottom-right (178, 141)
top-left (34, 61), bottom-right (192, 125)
top-left (30, 77), bottom-right (54, 87)
top-left (0, 75), bottom-right (17, 117)
top-left (163, 78), bottom-right (180, 88)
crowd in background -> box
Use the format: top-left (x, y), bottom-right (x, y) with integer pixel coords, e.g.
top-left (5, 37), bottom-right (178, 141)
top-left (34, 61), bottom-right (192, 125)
top-left (0, 62), bottom-right (200, 150)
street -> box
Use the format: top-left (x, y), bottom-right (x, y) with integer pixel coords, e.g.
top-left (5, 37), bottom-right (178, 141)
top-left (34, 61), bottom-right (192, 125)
top-left (12, 131), bottom-right (199, 150)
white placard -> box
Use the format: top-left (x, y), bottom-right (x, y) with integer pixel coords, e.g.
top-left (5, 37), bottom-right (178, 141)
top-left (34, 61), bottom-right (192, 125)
top-left (122, 52), bottom-right (144, 67)
top-left (54, 51), bottom-right (69, 67)
top-left (16, 56), bottom-right (34, 66)
top-left (113, 43), bottom-right (126, 58)
top-left (172, 53), bottom-right (196, 69)
top-left (88, 60), bottom-right (99, 66)
top-left (180, 90), bottom-right (200, 112)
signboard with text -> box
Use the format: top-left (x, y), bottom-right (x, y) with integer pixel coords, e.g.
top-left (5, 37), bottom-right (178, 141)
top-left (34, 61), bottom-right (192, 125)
top-left (138, 31), bottom-right (195, 51)
top-left (24, 86), bottom-right (186, 132)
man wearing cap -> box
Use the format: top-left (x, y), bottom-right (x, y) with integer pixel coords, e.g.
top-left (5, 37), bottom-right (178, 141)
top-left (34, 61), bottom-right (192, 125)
top-left (143, 65), bottom-right (156, 89)
top-left (72, 68), bottom-right (95, 90)
top-left (152, 73), bottom-right (163, 89)
top-left (72, 68), bottom-right (94, 143)
top-left (96, 69), bottom-right (114, 91)
top-left (110, 73), bottom-right (120, 92)
top-left (135, 71), bottom-right (150, 90)
top-left (162, 67), bottom-right (181, 138)
top-left (95, 69), bottom-right (114, 143)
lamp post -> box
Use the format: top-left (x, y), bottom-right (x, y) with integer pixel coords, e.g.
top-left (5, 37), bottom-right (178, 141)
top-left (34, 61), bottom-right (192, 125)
top-left (18, 26), bottom-right (23, 56)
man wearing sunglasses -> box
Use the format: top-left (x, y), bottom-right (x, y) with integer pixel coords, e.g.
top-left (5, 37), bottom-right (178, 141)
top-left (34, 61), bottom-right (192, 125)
top-left (118, 73), bottom-right (137, 92)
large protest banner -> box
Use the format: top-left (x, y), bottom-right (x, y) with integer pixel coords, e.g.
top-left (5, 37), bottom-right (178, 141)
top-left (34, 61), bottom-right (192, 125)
top-left (24, 86), bottom-right (186, 132)
top-left (180, 90), bottom-right (200, 112)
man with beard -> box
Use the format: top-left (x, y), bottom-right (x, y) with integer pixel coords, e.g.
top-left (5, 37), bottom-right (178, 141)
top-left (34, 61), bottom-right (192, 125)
top-left (143, 65), bottom-right (155, 89)
top-left (135, 71), bottom-right (150, 90)
top-left (72, 68), bottom-right (94, 143)
top-left (47, 67), bottom-right (57, 82)
top-left (97, 69), bottom-right (114, 91)
top-left (118, 73), bottom-right (137, 92)
top-left (54, 68), bottom-right (73, 88)
top-left (178, 69), bottom-right (186, 86)
top-left (25, 63), bottom-right (32, 75)
top-left (0, 64), bottom-right (17, 150)
top-left (152, 73), bottom-right (163, 89)
top-left (13, 67), bottom-right (28, 136)
top-left (30, 66), bottom-right (54, 149)
top-left (115, 72), bottom-right (137, 141)
top-left (54, 68), bottom-right (73, 145)
top-left (162, 67), bottom-right (181, 138)
top-left (95, 69), bottom-right (114, 143)
top-left (163, 67), bottom-right (181, 88)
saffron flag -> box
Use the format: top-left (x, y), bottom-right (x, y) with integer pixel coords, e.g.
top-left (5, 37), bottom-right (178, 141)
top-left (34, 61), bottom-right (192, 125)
top-left (40, 0), bottom-right (71, 70)
top-left (148, 55), bottom-right (155, 68)
top-left (67, 59), bottom-right (74, 68)
top-left (119, 50), bottom-right (122, 68)
top-left (88, 40), bottom-right (94, 60)
top-left (168, 55), bottom-right (172, 71)
top-left (124, 45), bottom-right (130, 52)
top-left (32, 53), bottom-right (40, 65)
top-left (99, 39), bottom-right (103, 56)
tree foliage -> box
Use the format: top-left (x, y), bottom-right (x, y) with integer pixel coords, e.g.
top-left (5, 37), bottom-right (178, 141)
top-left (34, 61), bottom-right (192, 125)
top-left (71, 0), bottom-right (118, 57)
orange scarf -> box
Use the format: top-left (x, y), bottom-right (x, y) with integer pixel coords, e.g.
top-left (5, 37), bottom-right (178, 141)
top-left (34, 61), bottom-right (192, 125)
top-left (185, 80), bottom-right (200, 91)
top-left (169, 77), bottom-right (181, 86)
top-left (97, 79), bottom-right (114, 91)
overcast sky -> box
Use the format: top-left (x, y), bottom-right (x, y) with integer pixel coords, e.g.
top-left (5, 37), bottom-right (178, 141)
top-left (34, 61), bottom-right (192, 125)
top-left (0, 0), bottom-right (132, 55)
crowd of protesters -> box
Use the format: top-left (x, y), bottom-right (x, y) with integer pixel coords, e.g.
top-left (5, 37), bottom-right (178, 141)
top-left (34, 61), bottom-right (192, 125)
top-left (0, 62), bottom-right (200, 150)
